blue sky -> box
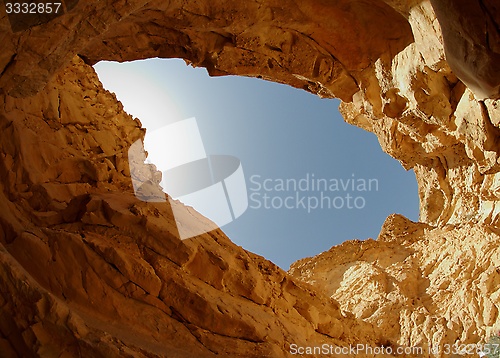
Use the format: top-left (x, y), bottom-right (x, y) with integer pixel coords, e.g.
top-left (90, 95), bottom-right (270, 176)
top-left (94, 59), bottom-right (419, 269)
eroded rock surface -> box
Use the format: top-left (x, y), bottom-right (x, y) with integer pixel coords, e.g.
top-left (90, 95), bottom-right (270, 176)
top-left (0, 0), bottom-right (500, 357)
top-left (0, 57), bottom-right (385, 357)
top-left (290, 214), bottom-right (500, 354)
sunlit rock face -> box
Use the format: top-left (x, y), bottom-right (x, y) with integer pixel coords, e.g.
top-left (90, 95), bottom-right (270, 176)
top-left (0, 0), bottom-right (500, 356)
top-left (0, 57), bottom-right (383, 357)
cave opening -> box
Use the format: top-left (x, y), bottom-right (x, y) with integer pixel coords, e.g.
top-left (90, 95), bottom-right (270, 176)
top-left (94, 58), bottom-right (419, 269)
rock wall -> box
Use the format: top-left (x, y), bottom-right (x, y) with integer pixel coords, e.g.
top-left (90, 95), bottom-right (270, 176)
top-left (290, 214), bottom-right (500, 354)
top-left (0, 56), bottom-right (384, 357)
top-left (0, 0), bottom-right (499, 357)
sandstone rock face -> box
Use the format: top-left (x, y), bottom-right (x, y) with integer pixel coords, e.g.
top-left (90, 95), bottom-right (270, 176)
top-left (290, 214), bottom-right (500, 354)
top-left (0, 57), bottom-right (384, 357)
top-left (0, 0), bottom-right (500, 357)
top-left (429, 0), bottom-right (500, 99)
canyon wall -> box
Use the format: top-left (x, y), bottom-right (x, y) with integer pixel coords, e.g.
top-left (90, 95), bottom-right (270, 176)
top-left (0, 0), bottom-right (499, 356)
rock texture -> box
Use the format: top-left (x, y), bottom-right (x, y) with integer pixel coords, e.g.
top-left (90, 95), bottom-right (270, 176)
top-left (0, 56), bottom-right (389, 357)
top-left (0, 0), bottom-right (500, 357)
top-left (290, 214), bottom-right (500, 354)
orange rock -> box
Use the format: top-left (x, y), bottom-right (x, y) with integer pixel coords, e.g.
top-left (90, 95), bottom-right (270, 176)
top-left (0, 1), bottom-right (500, 356)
